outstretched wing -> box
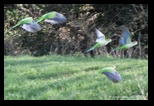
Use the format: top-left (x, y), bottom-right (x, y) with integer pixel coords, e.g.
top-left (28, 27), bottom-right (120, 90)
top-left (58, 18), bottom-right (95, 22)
top-left (119, 25), bottom-right (132, 44)
top-left (95, 29), bottom-right (105, 42)
top-left (123, 28), bottom-right (132, 44)
top-left (119, 37), bottom-right (125, 45)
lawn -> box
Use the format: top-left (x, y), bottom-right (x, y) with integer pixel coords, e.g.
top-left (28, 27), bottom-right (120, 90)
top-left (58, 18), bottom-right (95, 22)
top-left (4, 55), bottom-right (148, 100)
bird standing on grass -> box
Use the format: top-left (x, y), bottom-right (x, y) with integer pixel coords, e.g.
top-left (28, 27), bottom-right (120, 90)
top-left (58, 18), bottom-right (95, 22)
top-left (10, 17), bottom-right (42, 33)
top-left (114, 25), bottom-right (138, 50)
top-left (98, 65), bottom-right (123, 83)
top-left (36, 11), bottom-right (67, 25)
top-left (86, 29), bottom-right (112, 52)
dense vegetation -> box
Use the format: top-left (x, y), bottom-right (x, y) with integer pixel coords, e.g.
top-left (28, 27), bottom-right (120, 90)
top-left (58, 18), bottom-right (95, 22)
top-left (4, 55), bottom-right (148, 100)
top-left (4, 4), bottom-right (148, 58)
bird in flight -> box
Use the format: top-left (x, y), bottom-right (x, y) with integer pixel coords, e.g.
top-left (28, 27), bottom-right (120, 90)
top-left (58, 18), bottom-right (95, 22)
top-left (36, 11), bottom-right (67, 25)
top-left (10, 17), bottom-right (42, 33)
top-left (98, 65), bottom-right (123, 83)
top-left (114, 25), bottom-right (138, 50)
top-left (86, 28), bottom-right (112, 52)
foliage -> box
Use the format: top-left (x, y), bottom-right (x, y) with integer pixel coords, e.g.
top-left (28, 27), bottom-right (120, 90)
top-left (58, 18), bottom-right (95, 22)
top-left (4, 4), bottom-right (148, 59)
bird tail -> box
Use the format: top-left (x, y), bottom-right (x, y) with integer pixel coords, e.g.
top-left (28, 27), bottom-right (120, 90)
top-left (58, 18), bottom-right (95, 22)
top-left (10, 24), bottom-right (19, 30)
top-left (36, 16), bottom-right (45, 23)
top-left (113, 47), bottom-right (121, 50)
top-left (36, 19), bottom-right (42, 23)
top-left (98, 69), bottom-right (104, 74)
top-left (86, 48), bottom-right (95, 52)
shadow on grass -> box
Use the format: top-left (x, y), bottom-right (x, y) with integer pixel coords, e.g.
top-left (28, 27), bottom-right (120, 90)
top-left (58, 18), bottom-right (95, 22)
top-left (83, 66), bottom-right (101, 72)
top-left (25, 65), bottom-right (102, 81)
top-left (4, 55), bottom-right (120, 67)
top-left (26, 70), bottom-right (78, 80)
top-left (23, 75), bottom-right (102, 99)
top-left (18, 70), bottom-right (105, 99)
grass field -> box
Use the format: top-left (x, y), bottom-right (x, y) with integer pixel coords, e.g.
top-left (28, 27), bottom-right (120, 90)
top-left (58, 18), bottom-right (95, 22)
top-left (4, 55), bottom-right (148, 100)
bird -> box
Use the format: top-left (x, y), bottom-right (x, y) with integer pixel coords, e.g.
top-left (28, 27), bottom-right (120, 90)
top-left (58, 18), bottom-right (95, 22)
top-left (86, 28), bottom-right (112, 52)
top-left (98, 65), bottom-right (123, 83)
top-left (114, 25), bottom-right (138, 50)
top-left (36, 11), bottom-right (67, 25)
top-left (10, 17), bottom-right (42, 33)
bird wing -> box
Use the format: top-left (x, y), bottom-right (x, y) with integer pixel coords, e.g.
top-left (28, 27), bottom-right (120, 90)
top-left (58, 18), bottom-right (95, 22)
top-left (22, 24), bottom-right (38, 33)
top-left (45, 19), bottom-right (58, 24)
top-left (119, 37), bottom-right (125, 45)
top-left (104, 71), bottom-right (123, 83)
top-left (21, 22), bottom-right (42, 33)
top-left (95, 29), bottom-right (105, 42)
top-left (30, 21), bottom-right (42, 30)
top-left (123, 28), bottom-right (132, 44)
top-left (119, 26), bottom-right (132, 44)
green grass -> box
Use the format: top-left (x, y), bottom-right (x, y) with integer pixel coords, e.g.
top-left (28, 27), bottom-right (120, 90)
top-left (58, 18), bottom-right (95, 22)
top-left (4, 55), bottom-right (148, 100)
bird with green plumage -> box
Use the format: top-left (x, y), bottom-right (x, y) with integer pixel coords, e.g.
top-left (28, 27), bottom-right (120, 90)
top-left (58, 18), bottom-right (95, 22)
top-left (86, 28), bottom-right (112, 52)
top-left (10, 17), bottom-right (42, 33)
top-left (36, 11), bottom-right (67, 25)
top-left (98, 65), bottom-right (123, 83)
top-left (114, 25), bottom-right (138, 50)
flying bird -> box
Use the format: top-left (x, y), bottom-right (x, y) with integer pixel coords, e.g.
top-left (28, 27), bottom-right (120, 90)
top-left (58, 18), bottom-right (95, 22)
top-left (98, 65), bottom-right (123, 83)
top-left (114, 25), bottom-right (138, 50)
top-left (10, 17), bottom-right (42, 33)
top-left (86, 29), bottom-right (112, 52)
top-left (36, 11), bottom-right (67, 25)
